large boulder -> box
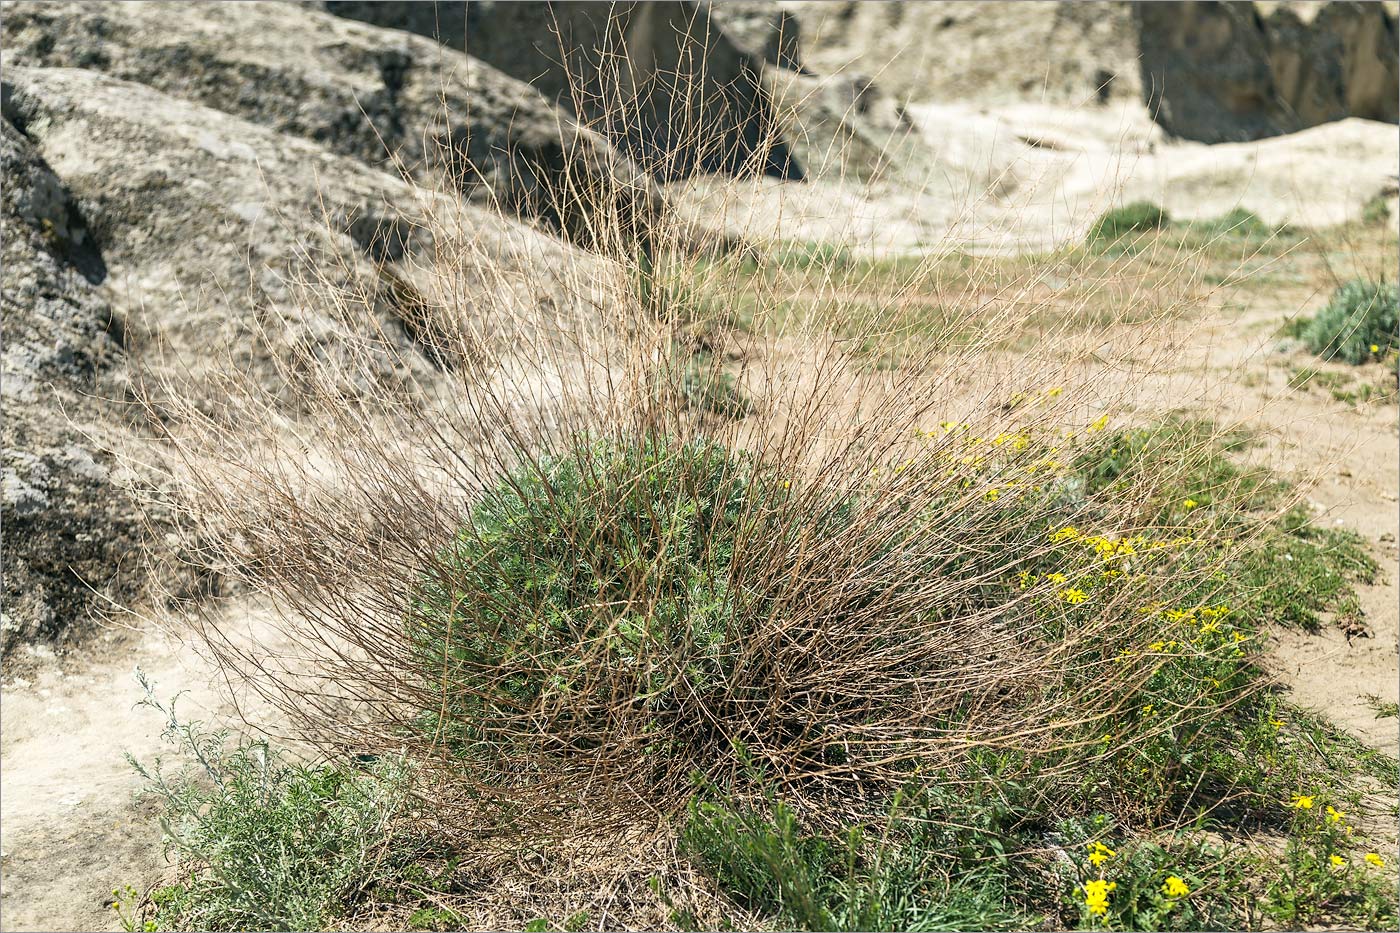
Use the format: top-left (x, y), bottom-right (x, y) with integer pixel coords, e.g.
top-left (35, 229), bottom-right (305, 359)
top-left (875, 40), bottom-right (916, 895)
top-left (701, 0), bottom-right (804, 71)
top-left (1134, 0), bottom-right (1294, 143)
top-left (0, 64), bottom-right (615, 658)
top-left (1136, 0), bottom-right (1399, 142)
top-left (1265, 2), bottom-right (1399, 128)
top-left (0, 0), bottom-right (657, 243)
top-left (782, 1), bottom-right (1143, 107)
top-left (329, 0), bottom-right (803, 181)
top-left (781, 1), bottom-right (1398, 143)
top-left (0, 116), bottom-right (160, 658)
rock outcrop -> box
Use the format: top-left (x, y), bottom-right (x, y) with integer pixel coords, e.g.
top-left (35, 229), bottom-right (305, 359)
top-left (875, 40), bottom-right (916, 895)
top-left (1, 0), bottom-right (657, 242)
top-left (0, 61), bottom-right (614, 659)
top-left (1135, 0), bottom-right (1399, 143)
top-left (329, 0), bottom-right (803, 181)
top-left (0, 116), bottom-right (157, 655)
top-left (784, 2), bottom-right (1144, 108)
top-left (782, 0), bottom-right (1398, 143)
top-left (1264, 1), bottom-right (1399, 129)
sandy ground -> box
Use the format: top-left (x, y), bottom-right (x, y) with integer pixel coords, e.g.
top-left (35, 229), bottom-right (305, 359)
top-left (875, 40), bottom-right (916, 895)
top-left (0, 611), bottom-right (282, 932)
top-left (667, 103), bottom-right (1399, 254)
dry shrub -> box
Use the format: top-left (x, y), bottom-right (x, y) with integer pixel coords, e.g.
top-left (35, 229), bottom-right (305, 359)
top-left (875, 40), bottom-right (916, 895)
top-left (128, 16), bottom-right (1282, 850)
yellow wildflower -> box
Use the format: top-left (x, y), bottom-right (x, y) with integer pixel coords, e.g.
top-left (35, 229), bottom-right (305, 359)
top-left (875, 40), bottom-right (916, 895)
top-left (1365, 853), bottom-right (1386, 868)
top-left (1051, 526), bottom-right (1080, 542)
top-left (1162, 875), bottom-right (1190, 898)
top-left (1326, 805), bottom-right (1344, 824)
top-left (1086, 841), bottom-right (1117, 867)
top-left (1047, 572), bottom-right (1068, 585)
top-left (1370, 344), bottom-right (1381, 354)
top-left (1269, 718), bottom-right (1285, 730)
top-left (1330, 854), bottom-right (1347, 867)
top-left (1061, 588), bottom-right (1088, 605)
top-left (1082, 879), bottom-right (1116, 915)
top-left (984, 487), bottom-right (1000, 501)
top-left (1046, 386), bottom-right (1064, 397)
top-left (1288, 794), bottom-right (1314, 810)
top-left (1199, 620), bottom-right (1222, 635)
top-left (1183, 498), bottom-right (1199, 510)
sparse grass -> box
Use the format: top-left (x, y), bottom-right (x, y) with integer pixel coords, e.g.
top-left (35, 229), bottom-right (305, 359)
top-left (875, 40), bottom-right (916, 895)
top-left (1364, 695), bottom-right (1400, 720)
top-left (1329, 381), bottom-right (1396, 407)
top-left (1288, 367), bottom-right (1352, 392)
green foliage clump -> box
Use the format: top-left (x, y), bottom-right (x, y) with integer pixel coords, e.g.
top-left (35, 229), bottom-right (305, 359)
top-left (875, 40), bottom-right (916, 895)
top-left (682, 764), bottom-right (1033, 932)
top-left (1075, 421), bottom-right (1377, 631)
top-left (1263, 798), bottom-right (1398, 929)
top-left (408, 437), bottom-right (790, 751)
top-left (121, 674), bottom-right (409, 932)
top-left (407, 906), bottom-right (468, 930)
top-left (1194, 207), bottom-right (1272, 238)
top-left (1301, 280), bottom-right (1398, 364)
top-left (1086, 202), bottom-right (1170, 247)
top-left (1361, 194), bottom-right (1392, 227)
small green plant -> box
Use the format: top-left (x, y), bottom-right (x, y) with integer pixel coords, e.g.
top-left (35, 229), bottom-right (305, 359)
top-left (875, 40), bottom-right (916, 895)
top-left (1301, 280), bottom-right (1398, 364)
top-left (112, 885), bottom-right (157, 933)
top-left (1365, 695), bottom-right (1400, 719)
top-left (1195, 207), bottom-right (1271, 238)
top-left (408, 906), bottom-right (468, 930)
top-left (682, 763), bottom-right (1033, 931)
top-left (520, 910), bottom-right (590, 932)
top-left (1056, 822), bottom-right (1248, 931)
top-left (123, 672), bottom-right (411, 931)
top-left (1362, 193), bottom-right (1392, 227)
top-left (1086, 202), bottom-right (1169, 249)
top-left (681, 356), bottom-right (753, 418)
top-left (1264, 797), bottom-right (1398, 928)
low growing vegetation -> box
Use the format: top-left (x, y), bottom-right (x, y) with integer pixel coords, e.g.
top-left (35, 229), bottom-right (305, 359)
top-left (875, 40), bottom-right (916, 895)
top-left (125, 414), bottom-right (1396, 931)
top-left (125, 112), bottom-right (1397, 931)
top-left (1298, 279), bottom-right (1398, 365)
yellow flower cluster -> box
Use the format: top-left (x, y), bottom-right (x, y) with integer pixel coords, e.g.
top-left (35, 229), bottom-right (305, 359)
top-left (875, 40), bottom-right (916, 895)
top-left (1162, 875), bottom-right (1190, 897)
top-left (1086, 841), bottom-right (1116, 867)
top-left (1082, 879), bottom-right (1116, 916)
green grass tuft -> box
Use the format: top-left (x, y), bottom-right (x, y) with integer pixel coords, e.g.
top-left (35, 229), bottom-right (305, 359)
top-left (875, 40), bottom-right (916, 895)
top-left (1300, 280), bottom-right (1398, 365)
top-left (1086, 202), bottom-right (1170, 248)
